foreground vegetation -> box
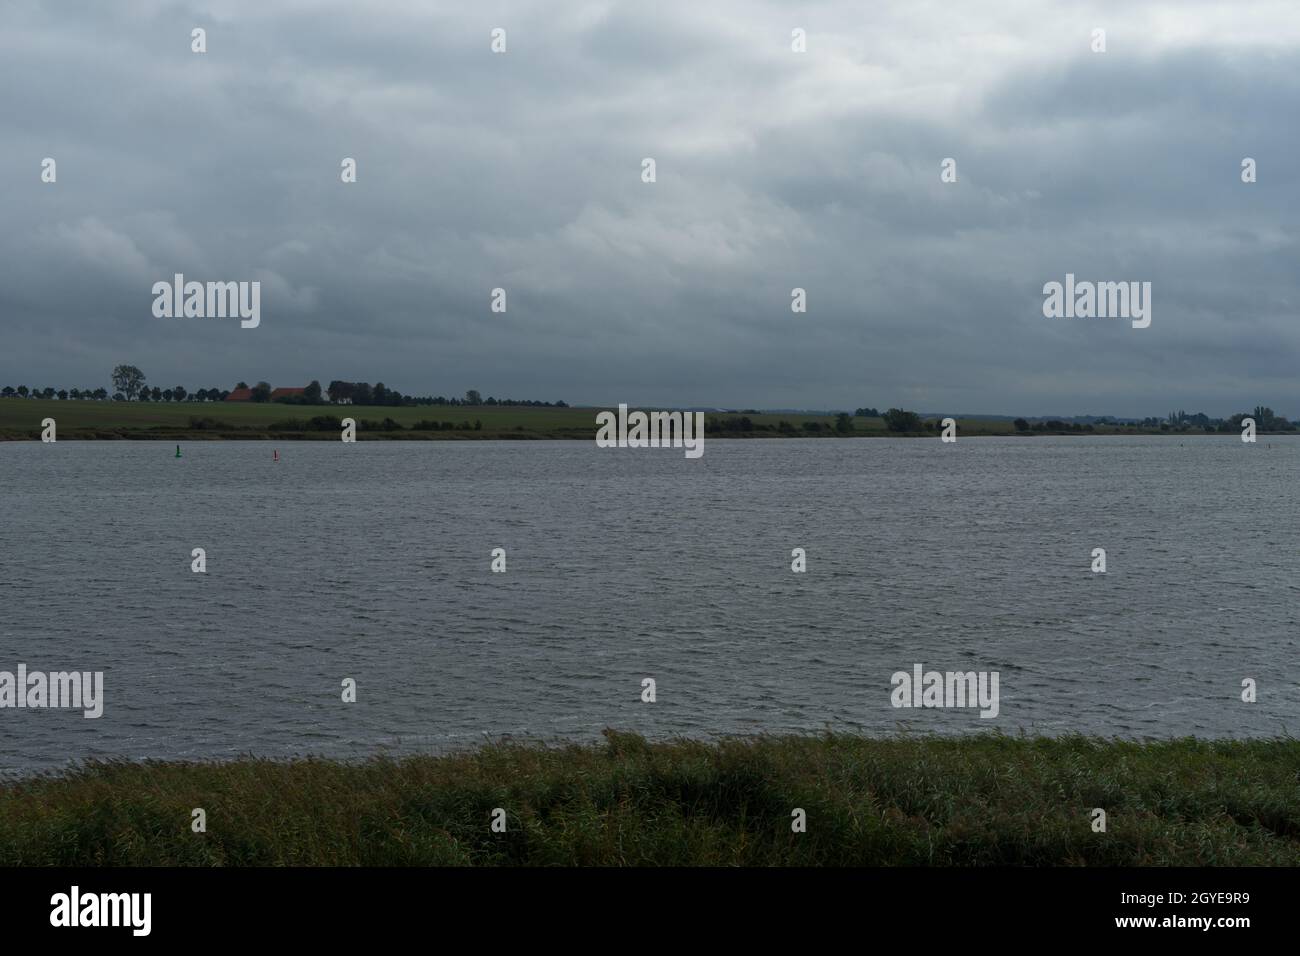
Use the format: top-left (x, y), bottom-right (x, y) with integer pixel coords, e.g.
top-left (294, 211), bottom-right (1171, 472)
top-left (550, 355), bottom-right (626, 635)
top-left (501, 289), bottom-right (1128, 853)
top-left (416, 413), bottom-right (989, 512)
top-left (1, 732), bottom-right (1296, 866)
top-left (0, 399), bottom-right (1251, 441)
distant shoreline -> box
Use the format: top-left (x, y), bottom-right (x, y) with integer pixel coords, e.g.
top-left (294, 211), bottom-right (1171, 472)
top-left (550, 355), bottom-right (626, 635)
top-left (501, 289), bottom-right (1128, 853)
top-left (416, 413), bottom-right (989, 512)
top-left (2, 431), bottom-right (1282, 441)
top-left (1, 399), bottom-right (1286, 441)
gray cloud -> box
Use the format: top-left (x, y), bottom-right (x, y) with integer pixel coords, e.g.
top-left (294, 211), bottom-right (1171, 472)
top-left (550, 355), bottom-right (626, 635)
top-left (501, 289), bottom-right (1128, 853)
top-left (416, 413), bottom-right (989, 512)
top-left (2, 0), bottom-right (1298, 416)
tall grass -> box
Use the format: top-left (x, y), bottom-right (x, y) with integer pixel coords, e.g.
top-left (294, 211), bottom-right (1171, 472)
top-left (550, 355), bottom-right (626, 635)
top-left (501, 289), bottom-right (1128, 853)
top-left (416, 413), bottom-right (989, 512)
top-left (1, 732), bottom-right (1296, 866)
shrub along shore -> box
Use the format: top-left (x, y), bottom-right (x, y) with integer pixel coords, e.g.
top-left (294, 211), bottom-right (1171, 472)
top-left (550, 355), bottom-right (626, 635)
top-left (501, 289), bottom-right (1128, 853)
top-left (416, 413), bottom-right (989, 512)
top-left (1, 732), bottom-right (1296, 866)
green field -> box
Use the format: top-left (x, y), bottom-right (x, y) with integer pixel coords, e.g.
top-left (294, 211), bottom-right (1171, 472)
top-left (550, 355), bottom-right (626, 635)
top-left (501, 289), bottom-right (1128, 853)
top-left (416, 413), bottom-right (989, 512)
top-left (1, 732), bottom-right (1295, 866)
top-left (0, 398), bottom-right (1117, 440)
top-left (0, 398), bottom-right (593, 439)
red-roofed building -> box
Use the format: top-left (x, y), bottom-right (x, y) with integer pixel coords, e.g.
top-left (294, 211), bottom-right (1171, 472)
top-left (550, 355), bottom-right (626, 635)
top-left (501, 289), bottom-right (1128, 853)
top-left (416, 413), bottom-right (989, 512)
top-left (225, 387), bottom-right (253, 402)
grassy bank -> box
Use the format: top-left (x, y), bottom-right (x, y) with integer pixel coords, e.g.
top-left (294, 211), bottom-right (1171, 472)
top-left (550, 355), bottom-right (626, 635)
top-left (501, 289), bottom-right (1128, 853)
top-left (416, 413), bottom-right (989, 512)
top-left (2, 732), bottom-right (1296, 866)
top-left (0, 399), bottom-right (596, 440)
top-left (0, 399), bottom-right (1013, 440)
top-left (0, 398), bottom-right (1219, 440)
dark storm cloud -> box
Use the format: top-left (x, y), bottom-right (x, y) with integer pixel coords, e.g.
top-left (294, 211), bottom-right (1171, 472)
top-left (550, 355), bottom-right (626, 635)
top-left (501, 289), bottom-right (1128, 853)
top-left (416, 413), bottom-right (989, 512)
top-left (1, 0), bottom-right (1297, 416)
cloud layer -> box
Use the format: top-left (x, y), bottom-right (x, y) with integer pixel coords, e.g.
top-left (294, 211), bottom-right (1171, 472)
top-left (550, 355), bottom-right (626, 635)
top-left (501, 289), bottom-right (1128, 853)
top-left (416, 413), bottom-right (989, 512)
top-left (3, 0), bottom-right (1298, 416)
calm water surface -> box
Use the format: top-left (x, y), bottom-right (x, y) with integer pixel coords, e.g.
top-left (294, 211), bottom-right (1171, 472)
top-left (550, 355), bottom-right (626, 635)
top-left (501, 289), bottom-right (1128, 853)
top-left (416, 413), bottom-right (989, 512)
top-left (2, 437), bottom-right (1297, 773)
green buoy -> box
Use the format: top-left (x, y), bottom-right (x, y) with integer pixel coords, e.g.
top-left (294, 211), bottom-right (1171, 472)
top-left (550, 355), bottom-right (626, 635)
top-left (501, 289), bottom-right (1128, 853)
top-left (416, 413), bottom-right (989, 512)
top-left (175, 444), bottom-right (182, 458)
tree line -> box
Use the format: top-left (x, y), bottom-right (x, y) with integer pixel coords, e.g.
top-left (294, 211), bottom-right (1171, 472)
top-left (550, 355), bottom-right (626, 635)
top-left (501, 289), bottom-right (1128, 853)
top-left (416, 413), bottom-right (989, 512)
top-left (1013, 405), bottom-right (1295, 433)
top-left (0, 366), bottom-right (567, 408)
top-left (322, 381), bottom-right (567, 408)
top-left (864, 407), bottom-right (1294, 434)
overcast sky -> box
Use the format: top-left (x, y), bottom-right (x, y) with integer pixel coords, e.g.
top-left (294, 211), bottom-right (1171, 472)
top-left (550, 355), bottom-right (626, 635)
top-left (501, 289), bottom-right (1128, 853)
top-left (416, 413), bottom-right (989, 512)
top-left (2, 0), bottom-right (1297, 416)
